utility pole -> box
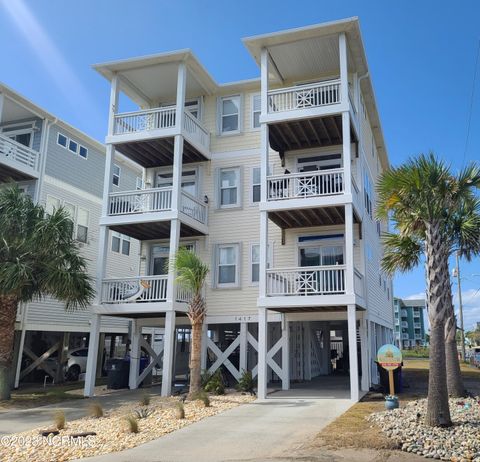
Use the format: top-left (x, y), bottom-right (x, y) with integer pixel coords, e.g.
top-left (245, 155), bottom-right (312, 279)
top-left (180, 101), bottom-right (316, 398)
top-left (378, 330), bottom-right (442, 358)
top-left (455, 251), bottom-right (466, 361)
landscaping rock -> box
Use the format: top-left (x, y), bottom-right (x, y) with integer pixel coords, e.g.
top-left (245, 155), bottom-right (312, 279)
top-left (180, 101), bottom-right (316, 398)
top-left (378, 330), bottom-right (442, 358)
top-left (368, 397), bottom-right (480, 462)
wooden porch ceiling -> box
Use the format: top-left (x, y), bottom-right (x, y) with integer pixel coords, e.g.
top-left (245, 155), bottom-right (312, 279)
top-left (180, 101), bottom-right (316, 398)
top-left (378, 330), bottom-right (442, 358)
top-left (110, 221), bottom-right (206, 241)
top-left (269, 205), bottom-right (360, 229)
top-left (268, 115), bottom-right (357, 154)
top-left (115, 138), bottom-right (207, 168)
top-left (0, 165), bottom-right (35, 182)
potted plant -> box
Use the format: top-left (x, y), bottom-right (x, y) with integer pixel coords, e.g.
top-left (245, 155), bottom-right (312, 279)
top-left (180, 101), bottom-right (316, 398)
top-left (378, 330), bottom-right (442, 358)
top-left (385, 395), bottom-right (399, 410)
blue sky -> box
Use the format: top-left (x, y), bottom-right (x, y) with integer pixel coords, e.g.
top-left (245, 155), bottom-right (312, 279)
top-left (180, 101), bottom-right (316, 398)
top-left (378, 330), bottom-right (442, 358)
top-left (1, 0), bottom-right (480, 330)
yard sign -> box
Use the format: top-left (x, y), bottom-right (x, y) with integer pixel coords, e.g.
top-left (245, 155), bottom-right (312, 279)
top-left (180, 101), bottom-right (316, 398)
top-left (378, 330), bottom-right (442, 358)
top-left (377, 344), bottom-right (402, 395)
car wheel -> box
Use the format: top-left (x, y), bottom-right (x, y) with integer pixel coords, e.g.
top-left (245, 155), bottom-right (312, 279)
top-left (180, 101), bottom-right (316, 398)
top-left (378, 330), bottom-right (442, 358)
top-left (67, 365), bottom-right (80, 381)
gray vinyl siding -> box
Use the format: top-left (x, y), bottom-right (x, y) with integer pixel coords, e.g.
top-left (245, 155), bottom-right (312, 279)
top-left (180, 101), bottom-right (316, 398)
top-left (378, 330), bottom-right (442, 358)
top-left (45, 125), bottom-right (140, 197)
top-left (45, 125), bottom-right (106, 197)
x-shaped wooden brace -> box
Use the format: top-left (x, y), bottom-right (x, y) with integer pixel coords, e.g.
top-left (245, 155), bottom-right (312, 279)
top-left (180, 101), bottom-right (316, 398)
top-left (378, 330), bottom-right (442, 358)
top-left (135, 337), bottom-right (164, 387)
top-left (249, 333), bottom-right (284, 380)
top-left (207, 336), bottom-right (241, 380)
top-left (21, 342), bottom-right (60, 379)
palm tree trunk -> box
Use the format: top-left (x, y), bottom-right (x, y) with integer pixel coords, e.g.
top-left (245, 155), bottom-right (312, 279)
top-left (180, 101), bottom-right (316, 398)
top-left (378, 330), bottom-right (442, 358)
top-left (445, 312), bottom-right (466, 397)
top-left (189, 321), bottom-right (203, 396)
top-left (187, 293), bottom-right (206, 397)
top-left (424, 222), bottom-right (452, 427)
top-left (0, 295), bottom-right (19, 400)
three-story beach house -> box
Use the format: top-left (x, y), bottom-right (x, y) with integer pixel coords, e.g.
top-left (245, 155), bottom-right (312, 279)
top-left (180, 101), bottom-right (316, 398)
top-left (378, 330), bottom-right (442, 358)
top-left (84, 17), bottom-right (394, 401)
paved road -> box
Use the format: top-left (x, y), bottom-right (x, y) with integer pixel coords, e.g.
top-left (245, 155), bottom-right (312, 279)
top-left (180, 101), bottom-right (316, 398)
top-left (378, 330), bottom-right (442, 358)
top-left (79, 397), bottom-right (352, 462)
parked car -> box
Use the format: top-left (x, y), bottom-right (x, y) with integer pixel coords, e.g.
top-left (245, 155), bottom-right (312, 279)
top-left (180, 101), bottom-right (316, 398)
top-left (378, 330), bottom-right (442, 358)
top-left (44, 347), bottom-right (89, 381)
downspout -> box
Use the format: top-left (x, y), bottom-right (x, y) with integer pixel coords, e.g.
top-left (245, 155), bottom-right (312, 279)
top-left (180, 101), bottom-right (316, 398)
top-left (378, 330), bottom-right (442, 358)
top-left (34, 117), bottom-right (56, 204)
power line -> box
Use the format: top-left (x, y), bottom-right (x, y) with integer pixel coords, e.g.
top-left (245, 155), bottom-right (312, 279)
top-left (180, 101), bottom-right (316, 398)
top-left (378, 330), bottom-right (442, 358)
top-left (462, 38), bottom-right (480, 166)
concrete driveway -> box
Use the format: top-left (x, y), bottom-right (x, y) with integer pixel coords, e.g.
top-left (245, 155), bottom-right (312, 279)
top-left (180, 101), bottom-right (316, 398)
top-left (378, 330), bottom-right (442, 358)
top-left (80, 396), bottom-right (353, 462)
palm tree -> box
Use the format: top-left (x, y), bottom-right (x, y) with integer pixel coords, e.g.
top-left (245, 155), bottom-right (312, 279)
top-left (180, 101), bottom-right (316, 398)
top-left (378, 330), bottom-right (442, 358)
top-left (0, 186), bottom-right (94, 400)
top-left (377, 153), bottom-right (480, 427)
top-left (171, 248), bottom-right (209, 396)
top-left (382, 198), bottom-right (480, 398)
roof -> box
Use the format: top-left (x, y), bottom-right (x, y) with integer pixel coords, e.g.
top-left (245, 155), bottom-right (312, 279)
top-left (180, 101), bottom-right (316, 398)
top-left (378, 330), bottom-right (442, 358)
top-left (0, 82), bottom-right (139, 170)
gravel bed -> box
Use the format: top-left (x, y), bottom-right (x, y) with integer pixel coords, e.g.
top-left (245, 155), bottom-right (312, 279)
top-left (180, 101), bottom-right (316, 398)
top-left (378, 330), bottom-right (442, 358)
top-left (0, 393), bottom-right (254, 462)
top-left (368, 397), bottom-right (480, 461)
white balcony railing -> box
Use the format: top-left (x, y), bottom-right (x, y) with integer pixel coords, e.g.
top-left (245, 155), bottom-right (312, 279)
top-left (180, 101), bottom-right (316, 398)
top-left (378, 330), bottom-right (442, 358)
top-left (180, 191), bottom-right (207, 225)
top-left (113, 108), bottom-right (210, 152)
top-left (414, 323), bottom-right (421, 329)
top-left (176, 285), bottom-right (194, 304)
top-left (268, 80), bottom-right (341, 114)
top-left (267, 169), bottom-right (344, 201)
top-left (266, 265), bottom-right (346, 296)
top-left (184, 111), bottom-right (210, 151)
top-left (354, 269), bottom-right (364, 298)
top-left (114, 107), bottom-right (176, 135)
top-left (0, 133), bottom-right (40, 173)
top-left (101, 275), bottom-right (168, 303)
top-left (402, 333), bottom-right (410, 340)
top-left (108, 187), bottom-right (173, 216)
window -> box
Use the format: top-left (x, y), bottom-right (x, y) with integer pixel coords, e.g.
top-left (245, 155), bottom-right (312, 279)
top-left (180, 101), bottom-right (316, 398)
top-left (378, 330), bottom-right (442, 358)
top-left (79, 145), bottom-right (88, 159)
top-left (68, 139), bottom-right (78, 154)
top-left (7, 129), bottom-right (33, 148)
top-left (298, 234), bottom-right (344, 267)
top-left (136, 177), bottom-right (144, 190)
top-left (363, 168), bottom-right (373, 218)
top-left (219, 167), bottom-right (240, 208)
top-left (251, 243), bottom-right (273, 284)
top-left (251, 94), bottom-right (261, 129)
top-left (57, 133), bottom-right (67, 148)
top-left (46, 195), bottom-right (61, 215)
top-left (251, 167), bottom-right (261, 203)
top-left (76, 208), bottom-right (89, 243)
top-left (112, 232), bottom-right (130, 256)
top-left (219, 95), bottom-right (240, 133)
top-left (113, 164), bottom-right (120, 187)
top-left (216, 244), bottom-right (239, 287)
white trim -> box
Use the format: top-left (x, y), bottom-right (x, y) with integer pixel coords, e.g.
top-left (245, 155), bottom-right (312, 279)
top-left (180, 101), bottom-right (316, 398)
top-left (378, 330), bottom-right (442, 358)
top-left (217, 94), bottom-right (242, 136)
top-left (217, 166), bottom-right (242, 209)
top-left (214, 243), bottom-right (241, 289)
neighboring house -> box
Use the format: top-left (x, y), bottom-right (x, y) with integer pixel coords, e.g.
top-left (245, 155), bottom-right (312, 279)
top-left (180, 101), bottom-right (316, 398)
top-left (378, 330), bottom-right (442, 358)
top-left (84, 17), bottom-right (395, 402)
top-left (394, 297), bottom-right (427, 349)
top-left (0, 82), bottom-right (142, 386)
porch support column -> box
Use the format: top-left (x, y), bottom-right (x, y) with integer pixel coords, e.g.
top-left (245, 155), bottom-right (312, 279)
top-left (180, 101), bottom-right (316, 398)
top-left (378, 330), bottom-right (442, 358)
top-left (257, 307), bottom-right (268, 399)
top-left (161, 310), bottom-right (176, 396)
top-left (304, 322), bottom-right (312, 381)
top-left (347, 304), bottom-right (359, 402)
top-left (84, 314), bottom-right (101, 397)
top-left (345, 203), bottom-right (355, 295)
top-left (239, 322), bottom-right (248, 374)
top-left (281, 316), bottom-right (290, 390)
top-left (129, 321), bottom-right (141, 389)
top-left (201, 322), bottom-right (208, 371)
top-left (359, 316), bottom-right (369, 391)
top-left (175, 62), bottom-right (187, 133)
top-left (14, 322), bottom-right (26, 389)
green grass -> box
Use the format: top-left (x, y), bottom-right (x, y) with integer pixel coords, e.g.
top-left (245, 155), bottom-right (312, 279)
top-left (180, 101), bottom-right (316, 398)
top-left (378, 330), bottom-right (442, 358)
top-left (401, 347), bottom-right (429, 358)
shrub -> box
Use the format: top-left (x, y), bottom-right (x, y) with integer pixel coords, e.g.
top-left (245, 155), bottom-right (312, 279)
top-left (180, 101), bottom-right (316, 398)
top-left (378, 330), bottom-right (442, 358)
top-left (139, 394), bottom-right (150, 406)
top-left (54, 410), bottom-right (66, 430)
top-left (236, 370), bottom-right (255, 395)
top-left (201, 370), bottom-right (212, 388)
top-left (125, 415), bottom-right (139, 433)
top-left (134, 407), bottom-right (153, 419)
top-left (87, 402), bottom-right (104, 418)
top-left (175, 401), bottom-right (185, 419)
top-left (192, 391), bottom-right (210, 407)
top-left (203, 369), bottom-right (225, 395)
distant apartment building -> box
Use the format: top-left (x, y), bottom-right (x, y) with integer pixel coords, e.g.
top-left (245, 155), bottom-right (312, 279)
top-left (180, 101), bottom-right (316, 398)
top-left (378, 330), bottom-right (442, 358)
top-left (0, 82), bottom-right (142, 386)
top-left (394, 297), bottom-right (426, 348)
top-left (83, 17), bottom-right (395, 402)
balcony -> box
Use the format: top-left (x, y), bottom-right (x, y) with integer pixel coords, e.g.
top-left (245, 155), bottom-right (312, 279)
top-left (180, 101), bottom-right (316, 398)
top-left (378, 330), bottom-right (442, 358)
top-left (261, 265), bottom-right (363, 310)
top-left (107, 108), bottom-right (210, 167)
top-left (401, 321), bottom-right (408, 328)
top-left (267, 79), bottom-right (341, 116)
top-left (102, 187), bottom-right (208, 240)
top-left (100, 275), bottom-right (192, 313)
top-left (414, 323), bottom-right (421, 329)
top-left (0, 134), bottom-right (40, 182)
